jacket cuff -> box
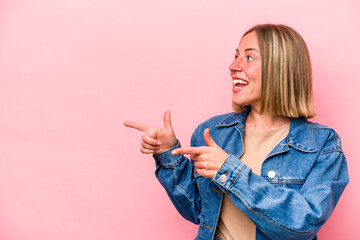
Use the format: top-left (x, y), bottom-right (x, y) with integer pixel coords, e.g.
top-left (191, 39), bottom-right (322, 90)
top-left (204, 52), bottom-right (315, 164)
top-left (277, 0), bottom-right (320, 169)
top-left (212, 154), bottom-right (248, 191)
top-left (153, 141), bottom-right (182, 168)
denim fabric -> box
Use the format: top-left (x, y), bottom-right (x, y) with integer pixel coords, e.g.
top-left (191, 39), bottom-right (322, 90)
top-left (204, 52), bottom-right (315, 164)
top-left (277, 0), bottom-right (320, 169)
top-left (154, 109), bottom-right (349, 240)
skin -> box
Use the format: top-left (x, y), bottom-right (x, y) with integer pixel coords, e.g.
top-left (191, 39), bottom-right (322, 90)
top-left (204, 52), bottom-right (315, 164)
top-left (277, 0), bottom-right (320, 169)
top-left (124, 111), bottom-right (177, 154)
top-left (124, 31), bottom-right (290, 178)
top-left (231, 31), bottom-right (290, 131)
top-left (231, 31), bottom-right (262, 112)
top-left (124, 111), bottom-right (228, 178)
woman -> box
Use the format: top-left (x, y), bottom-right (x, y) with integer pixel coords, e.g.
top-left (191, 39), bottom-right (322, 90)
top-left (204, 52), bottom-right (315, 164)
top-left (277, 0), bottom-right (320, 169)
top-left (124, 24), bottom-right (349, 240)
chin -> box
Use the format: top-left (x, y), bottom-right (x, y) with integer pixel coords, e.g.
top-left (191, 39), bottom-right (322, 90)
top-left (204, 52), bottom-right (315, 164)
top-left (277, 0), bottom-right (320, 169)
top-left (232, 98), bottom-right (245, 106)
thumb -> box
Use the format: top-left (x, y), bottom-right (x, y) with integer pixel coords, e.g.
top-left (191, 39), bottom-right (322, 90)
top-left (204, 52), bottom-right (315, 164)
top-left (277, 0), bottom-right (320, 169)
top-left (163, 110), bottom-right (173, 131)
top-left (203, 128), bottom-right (217, 147)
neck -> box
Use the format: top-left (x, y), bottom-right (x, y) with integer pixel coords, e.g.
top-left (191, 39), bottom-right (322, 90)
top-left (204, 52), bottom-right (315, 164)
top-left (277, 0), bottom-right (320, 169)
top-left (245, 108), bottom-right (291, 131)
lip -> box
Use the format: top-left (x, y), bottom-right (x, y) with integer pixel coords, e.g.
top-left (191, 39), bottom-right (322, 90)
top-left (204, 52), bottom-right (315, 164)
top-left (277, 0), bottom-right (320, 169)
top-left (231, 76), bottom-right (248, 81)
top-left (232, 76), bottom-right (249, 93)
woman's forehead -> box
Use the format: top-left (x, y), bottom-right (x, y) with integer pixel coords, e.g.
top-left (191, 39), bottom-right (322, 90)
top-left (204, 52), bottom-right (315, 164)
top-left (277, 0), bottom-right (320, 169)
top-left (237, 31), bottom-right (259, 51)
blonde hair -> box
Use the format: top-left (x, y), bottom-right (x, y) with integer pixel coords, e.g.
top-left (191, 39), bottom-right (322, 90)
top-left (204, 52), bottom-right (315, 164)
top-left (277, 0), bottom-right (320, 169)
top-left (233, 24), bottom-right (315, 118)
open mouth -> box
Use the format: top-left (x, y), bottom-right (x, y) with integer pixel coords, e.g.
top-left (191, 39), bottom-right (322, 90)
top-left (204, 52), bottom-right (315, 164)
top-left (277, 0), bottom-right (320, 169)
top-left (233, 79), bottom-right (249, 89)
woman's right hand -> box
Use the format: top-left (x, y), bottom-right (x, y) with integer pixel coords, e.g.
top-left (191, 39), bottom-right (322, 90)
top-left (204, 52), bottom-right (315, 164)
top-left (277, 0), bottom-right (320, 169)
top-left (124, 111), bottom-right (178, 154)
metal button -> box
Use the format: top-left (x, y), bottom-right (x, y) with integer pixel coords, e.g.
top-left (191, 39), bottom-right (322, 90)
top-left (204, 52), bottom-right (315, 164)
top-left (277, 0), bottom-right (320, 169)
top-left (267, 170), bottom-right (276, 179)
top-left (219, 174), bottom-right (228, 183)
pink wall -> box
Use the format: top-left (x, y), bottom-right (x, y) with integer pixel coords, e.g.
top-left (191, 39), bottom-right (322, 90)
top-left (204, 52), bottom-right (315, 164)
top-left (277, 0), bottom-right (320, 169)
top-left (0, 0), bottom-right (359, 239)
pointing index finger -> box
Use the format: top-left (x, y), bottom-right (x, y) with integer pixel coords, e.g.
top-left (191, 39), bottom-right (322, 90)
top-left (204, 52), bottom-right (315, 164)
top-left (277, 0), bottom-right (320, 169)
top-left (124, 121), bottom-right (149, 132)
top-left (172, 147), bottom-right (207, 155)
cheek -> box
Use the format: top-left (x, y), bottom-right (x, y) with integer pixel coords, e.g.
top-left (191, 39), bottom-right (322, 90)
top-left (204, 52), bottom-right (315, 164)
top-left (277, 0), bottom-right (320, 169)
top-left (245, 65), bottom-right (261, 80)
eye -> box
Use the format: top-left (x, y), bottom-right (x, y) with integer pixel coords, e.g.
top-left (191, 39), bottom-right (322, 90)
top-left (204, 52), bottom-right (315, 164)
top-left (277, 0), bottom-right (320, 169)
top-left (234, 55), bottom-right (239, 59)
top-left (247, 55), bottom-right (254, 61)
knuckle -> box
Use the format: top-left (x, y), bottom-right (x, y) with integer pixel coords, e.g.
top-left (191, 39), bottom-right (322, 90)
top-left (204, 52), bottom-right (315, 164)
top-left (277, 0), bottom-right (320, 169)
top-left (201, 161), bottom-right (207, 168)
top-left (146, 130), bottom-right (153, 137)
top-left (140, 148), bottom-right (151, 154)
top-left (148, 128), bottom-right (157, 136)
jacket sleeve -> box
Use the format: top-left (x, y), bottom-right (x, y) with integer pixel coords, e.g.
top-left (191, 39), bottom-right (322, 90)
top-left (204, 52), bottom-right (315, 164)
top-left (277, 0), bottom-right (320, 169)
top-left (153, 130), bottom-right (201, 224)
top-left (212, 130), bottom-right (349, 240)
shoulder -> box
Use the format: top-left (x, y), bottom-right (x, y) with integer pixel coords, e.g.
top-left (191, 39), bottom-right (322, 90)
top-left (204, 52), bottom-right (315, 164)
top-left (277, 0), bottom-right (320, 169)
top-left (190, 112), bottom-right (237, 139)
top-left (195, 112), bottom-right (239, 132)
top-left (303, 119), bottom-right (343, 153)
top-left (286, 118), bottom-right (343, 153)
top-left (199, 112), bottom-right (236, 127)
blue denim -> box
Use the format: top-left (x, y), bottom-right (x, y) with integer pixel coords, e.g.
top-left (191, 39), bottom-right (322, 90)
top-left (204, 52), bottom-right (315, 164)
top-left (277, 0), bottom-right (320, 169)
top-left (153, 109), bottom-right (349, 240)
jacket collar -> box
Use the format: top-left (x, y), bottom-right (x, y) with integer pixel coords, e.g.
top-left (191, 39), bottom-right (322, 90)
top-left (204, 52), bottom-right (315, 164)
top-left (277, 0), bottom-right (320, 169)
top-left (216, 107), bottom-right (250, 128)
top-left (216, 108), bottom-right (317, 153)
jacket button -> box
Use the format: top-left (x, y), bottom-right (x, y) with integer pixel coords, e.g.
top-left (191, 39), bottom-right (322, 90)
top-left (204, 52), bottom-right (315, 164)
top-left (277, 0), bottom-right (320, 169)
top-left (219, 174), bottom-right (228, 183)
top-left (267, 170), bottom-right (276, 179)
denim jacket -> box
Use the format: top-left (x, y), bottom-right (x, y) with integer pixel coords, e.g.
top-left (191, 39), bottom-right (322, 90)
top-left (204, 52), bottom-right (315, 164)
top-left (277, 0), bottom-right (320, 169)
top-left (153, 109), bottom-right (349, 240)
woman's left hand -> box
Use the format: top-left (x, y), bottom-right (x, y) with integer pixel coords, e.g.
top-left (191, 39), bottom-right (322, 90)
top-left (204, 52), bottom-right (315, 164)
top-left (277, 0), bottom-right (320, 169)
top-left (172, 128), bottom-right (229, 178)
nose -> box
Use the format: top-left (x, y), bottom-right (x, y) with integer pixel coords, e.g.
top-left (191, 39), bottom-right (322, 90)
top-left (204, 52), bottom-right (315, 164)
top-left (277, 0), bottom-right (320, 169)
top-left (229, 57), bottom-right (243, 72)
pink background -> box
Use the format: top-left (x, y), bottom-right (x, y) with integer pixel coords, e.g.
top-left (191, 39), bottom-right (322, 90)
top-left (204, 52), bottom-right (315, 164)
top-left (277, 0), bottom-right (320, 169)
top-left (0, 0), bottom-right (359, 239)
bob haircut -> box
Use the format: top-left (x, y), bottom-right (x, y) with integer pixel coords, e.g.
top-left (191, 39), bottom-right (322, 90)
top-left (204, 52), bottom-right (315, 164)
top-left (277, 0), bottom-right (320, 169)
top-left (233, 24), bottom-right (315, 118)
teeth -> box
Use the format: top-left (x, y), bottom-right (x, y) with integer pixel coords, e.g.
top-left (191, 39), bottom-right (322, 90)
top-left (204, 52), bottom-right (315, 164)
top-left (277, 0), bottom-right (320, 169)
top-left (233, 79), bottom-right (249, 86)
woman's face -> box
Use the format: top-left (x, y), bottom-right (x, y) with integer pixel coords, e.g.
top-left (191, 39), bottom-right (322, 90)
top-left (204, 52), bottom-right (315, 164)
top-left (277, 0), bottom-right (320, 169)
top-left (230, 31), bottom-right (262, 110)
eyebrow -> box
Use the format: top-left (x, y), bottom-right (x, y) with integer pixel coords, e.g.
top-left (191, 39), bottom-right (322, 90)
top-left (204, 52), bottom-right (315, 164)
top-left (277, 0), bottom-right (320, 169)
top-left (236, 48), bottom-right (259, 53)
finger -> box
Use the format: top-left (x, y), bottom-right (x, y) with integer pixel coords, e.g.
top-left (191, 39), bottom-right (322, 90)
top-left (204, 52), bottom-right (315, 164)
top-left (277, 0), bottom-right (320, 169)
top-left (196, 168), bottom-right (207, 177)
top-left (141, 141), bottom-right (161, 150)
top-left (194, 160), bottom-right (205, 169)
top-left (172, 147), bottom-right (207, 155)
top-left (140, 148), bottom-right (155, 154)
top-left (189, 153), bottom-right (201, 161)
top-left (203, 128), bottom-right (217, 147)
top-left (196, 168), bottom-right (215, 178)
top-left (124, 121), bottom-right (149, 132)
top-left (163, 110), bottom-right (173, 130)
top-left (142, 134), bottom-right (161, 146)
top-left (147, 128), bottom-right (158, 139)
